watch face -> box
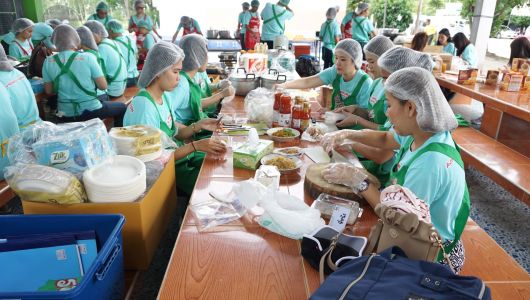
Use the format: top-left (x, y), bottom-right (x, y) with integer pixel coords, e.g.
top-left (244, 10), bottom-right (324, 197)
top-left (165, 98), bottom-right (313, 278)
top-left (358, 180), bottom-right (369, 192)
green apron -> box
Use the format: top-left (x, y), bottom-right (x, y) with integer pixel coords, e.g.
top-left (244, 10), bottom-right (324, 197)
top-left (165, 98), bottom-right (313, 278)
top-left (198, 73), bottom-right (217, 116)
top-left (99, 40), bottom-right (125, 85)
top-left (353, 17), bottom-right (369, 48)
top-left (367, 78), bottom-right (388, 126)
top-left (388, 136), bottom-right (471, 262)
top-left (114, 37), bottom-right (136, 72)
top-left (138, 89), bottom-right (204, 195)
top-left (53, 52), bottom-right (99, 116)
top-left (323, 20), bottom-right (336, 63)
top-left (455, 114), bottom-right (470, 127)
top-left (330, 72), bottom-right (369, 111)
top-left (181, 71), bottom-right (211, 140)
top-left (85, 49), bottom-right (106, 96)
top-left (263, 4), bottom-right (287, 34)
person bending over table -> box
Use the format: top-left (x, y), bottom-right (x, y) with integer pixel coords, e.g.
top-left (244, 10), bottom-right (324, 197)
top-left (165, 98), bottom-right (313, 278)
top-left (322, 67), bottom-right (470, 273)
top-left (123, 41), bottom-right (226, 195)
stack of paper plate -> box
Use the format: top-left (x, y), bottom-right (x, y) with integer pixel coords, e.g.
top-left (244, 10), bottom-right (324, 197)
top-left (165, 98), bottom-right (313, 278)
top-left (109, 125), bottom-right (163, 162)
top-left (83, 155), bottom-right (146, 203)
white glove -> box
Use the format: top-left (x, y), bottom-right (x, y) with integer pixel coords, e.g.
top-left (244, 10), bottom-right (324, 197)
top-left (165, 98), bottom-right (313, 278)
top-left (321, 163), bottom-right (368, 192)
top-left (222, 86), bottom-right (236, 98)
top-left (321, 130), bottom-right (358, 153)
top-left (216, 79), bottom-right (231, 90)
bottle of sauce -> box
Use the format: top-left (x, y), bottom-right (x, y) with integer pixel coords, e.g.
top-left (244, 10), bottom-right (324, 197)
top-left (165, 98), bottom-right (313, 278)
top-left (273, 90), bottom-right (283, 127)
top-left (300, 102), bottom-right (311, 131)
top-left (279, 94), bottom-right (292, 127)
top-left (291, 104), bottom-right (302, 129)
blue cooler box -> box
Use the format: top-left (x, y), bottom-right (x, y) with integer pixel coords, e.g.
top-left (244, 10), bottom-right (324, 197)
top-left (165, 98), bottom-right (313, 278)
top-left (0, 214), bottom-right (125, 300)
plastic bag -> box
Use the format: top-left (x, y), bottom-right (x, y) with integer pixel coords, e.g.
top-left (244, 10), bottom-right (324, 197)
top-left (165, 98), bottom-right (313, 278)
top-left (190, 198), bottom-right (247, 232)
top-left (109, 125), bottom-right (177, 162)
top-left (244, 88), bottom-right (275, 126)
top-left (270, 49), bottom-right (296, 74)
top-left (8, 119), bottom-right (115, 176)
top-left (4, 164), bottom-right (87, 204)
top-left (144, 160), bottom-right (164, 190)
top-left (301, 123), bottom-right (338, 142)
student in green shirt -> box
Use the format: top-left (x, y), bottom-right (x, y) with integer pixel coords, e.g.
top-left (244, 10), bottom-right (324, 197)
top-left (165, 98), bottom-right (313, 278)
top-left (237, 2), bottom-right (250, 49)
top-left (8, 18), bottom-right (35, 62)
top-left (107, 20), bottom-right (139, 87)
top-left (31, 23), bottom-right (55, 50)
top-left (87, 1), bottom-right (113, 26)
top-left (77, 25), bottom-right (107, 101)
top-left (319, 7), bottom-right (341, 69)
top-left (350, 3), bottom-right (377, 54)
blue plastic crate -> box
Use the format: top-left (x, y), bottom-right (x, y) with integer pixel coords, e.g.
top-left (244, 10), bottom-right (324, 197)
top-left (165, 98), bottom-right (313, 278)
top-left (0, 214), bottom-right (125, 300)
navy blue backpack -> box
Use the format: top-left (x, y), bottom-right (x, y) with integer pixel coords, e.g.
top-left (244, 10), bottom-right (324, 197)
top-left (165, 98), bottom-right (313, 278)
top-left (311, 246), bottom-right (491, 300)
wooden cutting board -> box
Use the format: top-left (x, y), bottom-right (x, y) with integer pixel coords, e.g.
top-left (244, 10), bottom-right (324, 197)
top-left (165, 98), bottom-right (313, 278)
top-left (304, 163), bottom-right (380, 206)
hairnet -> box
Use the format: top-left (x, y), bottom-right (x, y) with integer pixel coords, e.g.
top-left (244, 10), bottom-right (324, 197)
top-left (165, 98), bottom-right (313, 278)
top-left (0, 46), bottom-right (14, 71)
top-left (77, 26), bottom-right (98, 50)
top-left (364, 35), bottom-right (394, 57)
top-left (279, 0), bottom-right (290, 6)
top-left (84, 20), bottom-right (109, 38)
top-left (386, 67), bottom-right (457, 133)
top-left (326, 7), bottom-right (337, 19)
top-left (243, 2), bottom-right (250, 9)
top-left (32, 23), bottom-right (54, 41)
top-left (96, 1), bottom-right (109, 11)
top-left (52, 24), bottom-right (81, 52)
top-left (46, 19), bottom-right (62, 29)
top-left (334, 39), bottom-right (362, 69)
top-left (180, 16), bottom-right (191, 26)
top-left (378, 47), bottom-right (433, 73)
top-left (180, 34), bottom-right (208, 72)
top-left (12, 18), bottom-right (34, 33)
top-left (138, 41), bottom-right (185, 88)
top-left (251, 0), bottom-right (260, 7)
top-left (106, 19), bottom-right (124, 34)
top-left (136, 20), bottom-right (150, 30)
top-left (134, 0), bottom-right (145, 8)
top-left (355, 3), bottom-right (369, 14)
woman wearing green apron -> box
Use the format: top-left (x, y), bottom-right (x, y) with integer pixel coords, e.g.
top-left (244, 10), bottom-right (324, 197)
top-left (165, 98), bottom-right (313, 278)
top-left (169, 34), bottom-right (234, 136)
top-left (123, 41), bottom-right (226, 196)
top-left (277, 39), bottom-right (372, 112)
top-left (77, 26), bottom-right (107, 102)
top-left (322, 67), bottom-right (469, 273)
top-left (195, 72), bottom-right (231, 117)
top-left (350, 3), bottom-right (376, 57)
top-left (87, 2), bottom-right (113, 26)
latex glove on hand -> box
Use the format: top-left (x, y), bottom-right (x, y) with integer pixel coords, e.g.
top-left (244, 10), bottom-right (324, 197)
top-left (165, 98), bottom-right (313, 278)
top-left (222, 86), bottom-right (236, 98)
top-left (216, 79), bottom-right (231, 90)
top-left (336, 113), bottom-right (361, 128)
top-left (321, 129), bottom-right (358, 153)
top-left (321, 163), bottom-right (368, 193)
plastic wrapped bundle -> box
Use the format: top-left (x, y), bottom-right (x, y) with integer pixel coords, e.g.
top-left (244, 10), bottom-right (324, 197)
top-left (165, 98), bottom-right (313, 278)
top-left (109, 125), bottom-right (164, 162)
top-left (244, 88), bottom-right (274, 126)
top-left (4, 164), bottom-right (87, 204)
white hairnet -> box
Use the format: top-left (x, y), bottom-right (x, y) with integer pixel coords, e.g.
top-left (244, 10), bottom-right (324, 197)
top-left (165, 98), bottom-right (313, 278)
top-left (77, 26), bottom-right (98, 50)
top-left (378, 47), bottom-right (433, 73)
top-left (326, 7), bottom-right (337, 19)
top-left (134, 0), bottom-right (145, 8)
top-left (46, 19), bottom-right (62, 29)
top-left (138, 41), bottom-right (185, 88)
top-left (52, 24), bottom-right (81, 52)
top-left (12, 18), bottom-right (34, 33)
top-left (364, 35), bottom-right (394, 57)
top-left (180, 16), bottom-right (191, 25)
top-left (84, 20), bottom-right (109, 38)
top-left (334, 39), bottom-right (362, 69)
top-left (355, 3), bottom-right (369, 14)
top-left (0, 46), bottom-right (14, 71)
top-left (179, 34), bottom-right (208, 72)
top-left (386, 67), bottom-right (457, 133)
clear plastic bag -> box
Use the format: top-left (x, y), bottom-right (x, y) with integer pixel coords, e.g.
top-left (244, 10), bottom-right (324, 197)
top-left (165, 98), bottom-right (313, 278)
top-left (244, 88), bottom-right (274, 126)
top-left (270, 50), bottom-right (296, 74)
top-left (144, 160), bottom-right (164, 190)
top-left (191, 198), bottom-right (247, 232)
top-left (301, 123), bottom-right (337, 142)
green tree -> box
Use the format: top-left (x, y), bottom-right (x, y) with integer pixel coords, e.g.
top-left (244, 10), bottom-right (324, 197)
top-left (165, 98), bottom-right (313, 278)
top-left (371, 0), bottom-right (414, 32)
top-left (347, 0), bottom-right (370, 13)
top-left (424, 0), bottom-right (444, 16)
top-left (461, 0), bottom-right (530, 37)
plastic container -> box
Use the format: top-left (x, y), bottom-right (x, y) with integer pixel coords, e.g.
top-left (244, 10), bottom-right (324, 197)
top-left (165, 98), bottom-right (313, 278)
top-left (0, 214), bottom-right (125, 300)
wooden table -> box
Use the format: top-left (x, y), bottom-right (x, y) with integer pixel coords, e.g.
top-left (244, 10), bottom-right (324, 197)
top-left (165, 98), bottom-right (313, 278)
top-left (158, 96), bottom-right (530, 300)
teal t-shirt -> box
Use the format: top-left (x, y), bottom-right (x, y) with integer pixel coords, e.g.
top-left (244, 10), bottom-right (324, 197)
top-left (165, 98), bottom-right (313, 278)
top-left (319, 65), bottom-right (373, 109)
top-left (1, 32), bottom-right (15, 45)
top-left (123, 90), bottom-right (178, 137)
top-left (129, 15), bottom-right (154, 30)
top-left (98, 38), bottom-right (127, 97)
top-left (239, 11), bottom-right (247, 34)
top-left (167, 76), bottom-right (193, 124)
top-left (442, 42), bottom-right (456, 56)
top-left (8, 38), bottom-right (33, 61)
top-left (261, 3), bottom-right (294, 41)
top-left (143, 32), bottom-right (157, 51)
top-left (87, 14), bottom-right (113, 26)
top-left (341, 12), bottom-right (354, 25)
top-left (392, 131), bottom-right (466, 241)
top-left (320, 20), bottom-right (341, 50)
top-left (461, 44), bottom-right (478, 68)
top-left (0, 85), bottom-right (20, 180)
top-left (31, 23), bottom-right (54, 49)
top-left (0, 69), bottom-right (40, 129)
top-left (42, 50), bottom-right (104, 117)
top-left (114, 35), bottom-right (139, 79)
top-left (351, 16), bottom-right (374, 43)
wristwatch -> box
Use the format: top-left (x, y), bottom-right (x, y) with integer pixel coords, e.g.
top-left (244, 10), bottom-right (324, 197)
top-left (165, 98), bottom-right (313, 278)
top-left (356, 179), bottom-right (370, 193)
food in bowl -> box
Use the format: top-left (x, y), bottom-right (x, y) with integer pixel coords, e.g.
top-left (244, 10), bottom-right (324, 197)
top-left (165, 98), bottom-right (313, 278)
top-left (272, 128), bottom-right (296, 138)
top-left (264, 156), bottom-right (296, 170)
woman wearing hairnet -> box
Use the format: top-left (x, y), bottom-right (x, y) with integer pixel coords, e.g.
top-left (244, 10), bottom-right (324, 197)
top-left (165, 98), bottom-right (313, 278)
top-left (107, 20), bottom-right (139, 88)
top-left (123, 41), bottom-right (226, 195)
top-left (85, 20), bottom-right (127, 101)
top-left (237, 2), bottom-right (250, 50)
top-left (322, 67), bottom-right (469, 273)
top-left (277, 39), bottom-right (372, 116)
top-left (31, 23), bottom-right (55, 50)
top-left (319, 7), bottom-right (341, 69)
top-left (0, 46), bottom-right (40, 129)
top-left (77, 25), bottom-right (107, 101)
top-left (8, 18), bottom-right (35, 62)
top-left (242, 0), bottom-right (261, 51)
top-left (43, 24), bottom-right (126, 126)
top-left (129, 0), bottom-right (160, 70)
top-left (169, 34), bottom-right (234, 130)
top-left (172, 16), bottom-right (202, 42)
top-left (87, 1), bottom-right (113, 26)
top-left (0, 84), bottom-right (19, 180)
top-left (260, 0), bottom-right (294, 49)
top-left (349, 3), bottom-right (376, 52)
top-left (138, 20), bottom-right (158, 53)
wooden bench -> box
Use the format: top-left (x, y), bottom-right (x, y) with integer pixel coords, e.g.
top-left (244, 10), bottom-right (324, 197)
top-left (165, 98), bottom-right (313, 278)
top-left (453, 127), bottom-right (530, 205)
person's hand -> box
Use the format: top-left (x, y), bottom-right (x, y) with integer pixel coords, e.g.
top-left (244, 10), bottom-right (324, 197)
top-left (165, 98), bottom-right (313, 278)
top-left (321, 130), bottom-right (358, 153)
top-left (321, 163), bottom-right (368, 192)
top-left (194, 138), bottom-right (227, 155)
top-left (197, 118), bottom-right (221, 132)
top-left (216, 79), bottom-right (231, 90)
top-left (336, 113), bottom-right (361, 128)
top-left (334, 105), bottom-right (357, 114)
top-left (273, 83), bottom-right (286, 90)
top-left (221, 86), bottom-right (236, 98)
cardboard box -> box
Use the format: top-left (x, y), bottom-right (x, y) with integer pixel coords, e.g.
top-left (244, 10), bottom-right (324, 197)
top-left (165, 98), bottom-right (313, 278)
top-left (233, 140), bottom-right (274, 170)
top-left (501, 73), bottom-right (524, 92)
top-left (485, 70), bottom-right (500, 86)
top-left (511, 58), bottom-right (530, 76)
top-left (457, 69), bottom-right (478, 85)
top-left (22, 153), bottom-right (177, 270)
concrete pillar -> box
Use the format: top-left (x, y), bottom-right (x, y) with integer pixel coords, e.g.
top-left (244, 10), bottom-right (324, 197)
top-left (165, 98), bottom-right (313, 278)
top-left (469, 0), bottom-right (497, 66)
